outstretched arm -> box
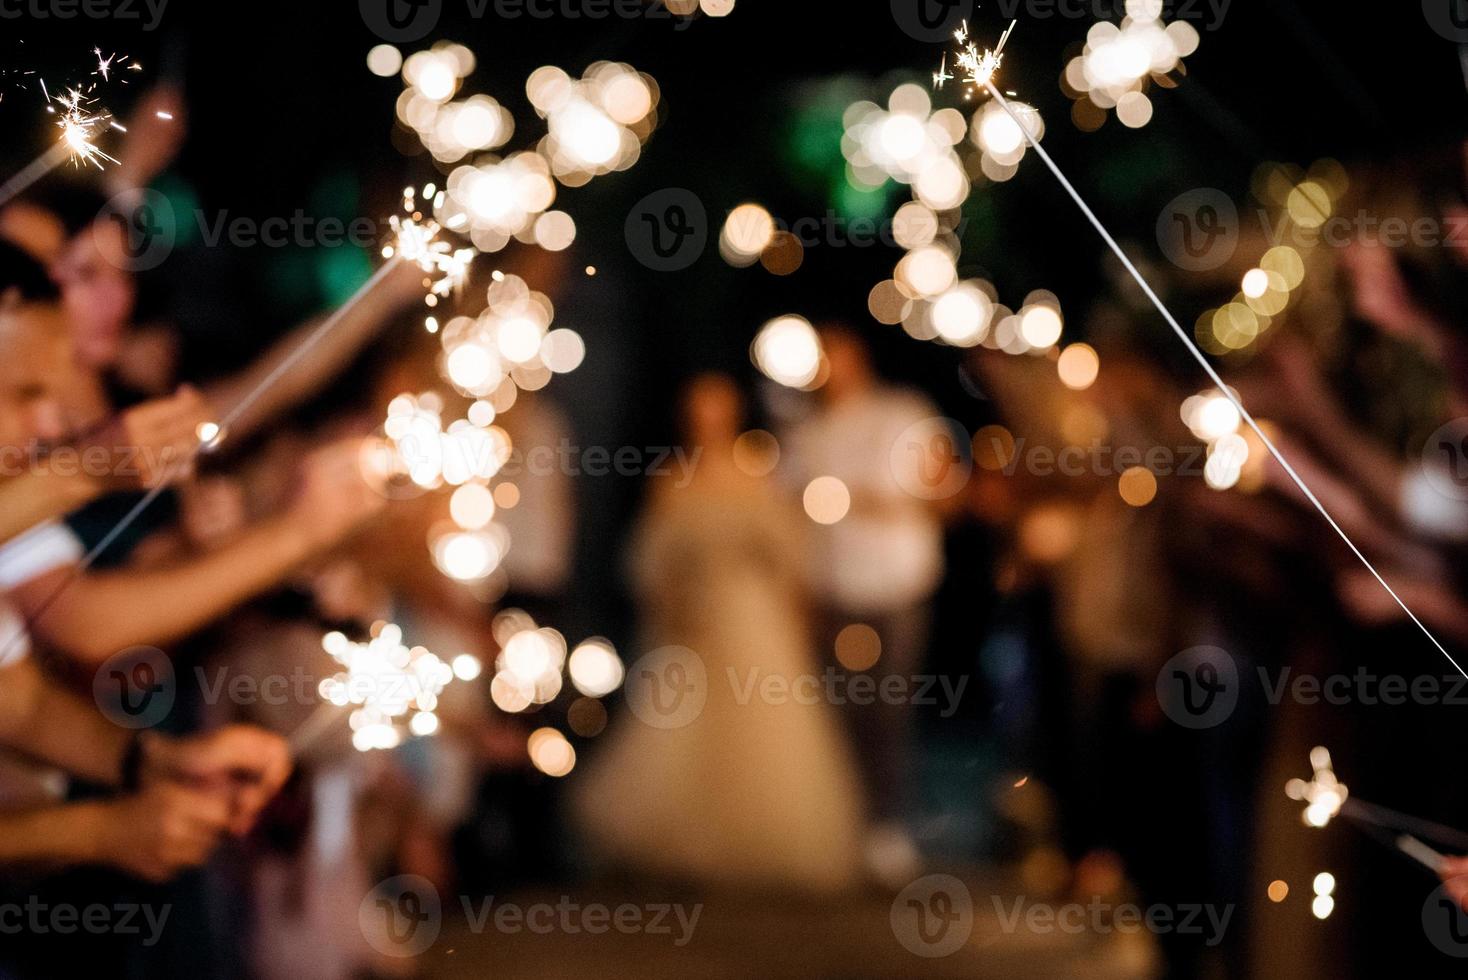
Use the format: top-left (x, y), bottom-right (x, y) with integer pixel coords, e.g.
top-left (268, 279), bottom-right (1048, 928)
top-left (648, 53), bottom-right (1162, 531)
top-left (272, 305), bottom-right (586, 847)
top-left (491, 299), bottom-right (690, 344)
top-left (204, 261), bottom-right (425, 445)
top-left (0, 387), bottom-right (209, 546)
top-left (0, 657), bottom-right (130, 783)
top-left (9, 440), bottom-right (383, 665)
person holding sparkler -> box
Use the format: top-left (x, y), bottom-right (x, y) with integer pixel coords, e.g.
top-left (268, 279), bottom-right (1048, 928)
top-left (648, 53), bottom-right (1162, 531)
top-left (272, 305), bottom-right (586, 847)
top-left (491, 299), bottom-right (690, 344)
top-left (0, 244), bottom-right (386, 667)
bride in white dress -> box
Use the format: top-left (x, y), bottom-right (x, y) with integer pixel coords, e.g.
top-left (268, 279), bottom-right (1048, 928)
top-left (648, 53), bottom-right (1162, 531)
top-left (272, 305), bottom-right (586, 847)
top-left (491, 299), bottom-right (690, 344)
top-left (572, 374), bottom-right (866, 893)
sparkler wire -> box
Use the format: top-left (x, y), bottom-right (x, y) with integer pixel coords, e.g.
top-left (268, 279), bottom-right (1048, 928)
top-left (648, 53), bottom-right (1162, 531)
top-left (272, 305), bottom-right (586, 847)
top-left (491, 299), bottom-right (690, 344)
top-left (0, 256), bottom-right (409, 666)
top-left (0, 142), bottom-right (70, 210)
top-left (1343, 797), bottom-right (1468, 853)
top-left (982, 80), bottom-right (1467, 682)
top-left (287, 700), bottom-right (351, 756)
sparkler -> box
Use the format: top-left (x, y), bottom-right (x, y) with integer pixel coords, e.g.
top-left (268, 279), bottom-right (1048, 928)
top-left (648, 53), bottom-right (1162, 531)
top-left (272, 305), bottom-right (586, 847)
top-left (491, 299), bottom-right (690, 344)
top-left (934, 20), bottom-right (1465, 679)
top-left (385, 184), bottom-right (475, 313)
top-left (289, 624), bottom-right (478, 755)
top-left (2, 191), bottom-right (476, 668)
top-left (1287, 747), bottom-right (1467, 874)
top-left (0, 52), bottom-right (140, 209)
top-left (199, 186), bottom-right (476, 451)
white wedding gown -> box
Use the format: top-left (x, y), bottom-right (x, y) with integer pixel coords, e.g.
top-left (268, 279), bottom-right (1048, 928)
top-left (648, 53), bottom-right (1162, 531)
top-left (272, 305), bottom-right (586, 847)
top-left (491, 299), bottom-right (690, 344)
top-left (572, 478), bottom-right (866, 893)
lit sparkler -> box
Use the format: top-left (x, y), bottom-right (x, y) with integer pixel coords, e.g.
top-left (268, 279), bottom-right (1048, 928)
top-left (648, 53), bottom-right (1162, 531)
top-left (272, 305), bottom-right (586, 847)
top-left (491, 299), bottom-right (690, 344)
top-left (289, 624), bottom-right (479, 754)
top-left (0, 53), bottom-right (140, 208)
top-left (196, 195), bottom-right (474, 453)
top-left (930, 19), bottom-right (1465, 676)
top-left (1287, 747), bottom-right (1467, 874)
top-left (933, 18), bottom-right (1016, 92)
top-left (54, 86), bottom-right (120, 169)
top-left (384, 184), bottom-right (475, 312)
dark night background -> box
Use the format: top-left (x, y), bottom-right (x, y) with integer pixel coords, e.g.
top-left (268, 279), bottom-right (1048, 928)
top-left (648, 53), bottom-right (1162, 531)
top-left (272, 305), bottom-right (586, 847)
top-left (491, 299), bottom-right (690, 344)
top-left (4, 3), bottom-right (1468, 977)
top-left (4, 0), bottom-right (1465, 642)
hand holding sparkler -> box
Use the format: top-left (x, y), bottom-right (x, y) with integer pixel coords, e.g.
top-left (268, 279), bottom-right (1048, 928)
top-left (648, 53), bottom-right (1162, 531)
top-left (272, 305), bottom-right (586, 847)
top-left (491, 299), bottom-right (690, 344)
top-left (134, 726), bottom-right (294, 837)
top-left (931, 18), bottom-right (1464, 679)
top-left (1288, 747), bottom-right (1468, 875)
top-left (1437, 857), bottom-right (1468, 914)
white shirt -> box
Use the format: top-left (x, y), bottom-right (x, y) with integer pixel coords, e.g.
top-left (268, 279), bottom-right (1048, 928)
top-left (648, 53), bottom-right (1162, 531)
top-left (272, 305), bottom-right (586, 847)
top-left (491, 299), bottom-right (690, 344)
top-left (787, 386), bottom-right (945, 613)
top-left (0, 521), bottom-right (83, 666)
top-left (0, 521), bottom-right (84, 590)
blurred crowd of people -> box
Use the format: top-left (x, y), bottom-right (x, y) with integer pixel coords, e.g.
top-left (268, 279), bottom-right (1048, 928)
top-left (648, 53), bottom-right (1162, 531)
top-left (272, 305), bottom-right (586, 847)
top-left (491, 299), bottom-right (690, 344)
top-left (0, 73), bottom-right (1467, 980)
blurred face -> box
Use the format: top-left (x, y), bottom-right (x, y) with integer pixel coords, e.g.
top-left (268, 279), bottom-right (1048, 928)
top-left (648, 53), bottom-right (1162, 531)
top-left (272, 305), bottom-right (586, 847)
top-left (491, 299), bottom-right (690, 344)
top-left (819, 328), bottom-right (873, 400)
top-left (53, 220), bottom-right (137, 371)
top-left (0, 302), bottom-right (75, 450)
top-left (682, 374), bottom-right (743, 446)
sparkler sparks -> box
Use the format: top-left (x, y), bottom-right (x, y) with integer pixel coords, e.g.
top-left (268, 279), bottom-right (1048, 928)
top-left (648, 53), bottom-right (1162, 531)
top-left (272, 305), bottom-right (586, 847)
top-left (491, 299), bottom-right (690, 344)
top-left (924, 14), bottom-right (1465, 675)
top-left (54, 86), bottom-right (120, 169)
top-left (1286, 746), bottom-right (1348, 828)
top-left (319, 624), bottom-right (456, 751)
top-left (296, 624), bottom-right (475, 753)
top-left (384, 184), bottom-right (476, 310)
top-left (1286, 748), bottom-right (1463, 875)
top-left (934, 18), bottom-right (1017, 92)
